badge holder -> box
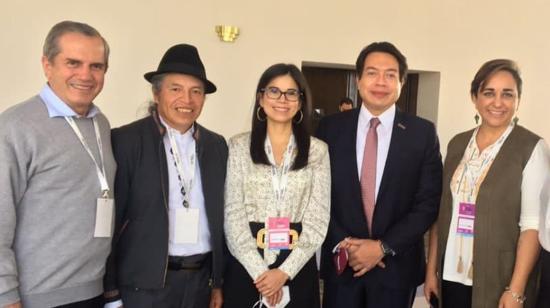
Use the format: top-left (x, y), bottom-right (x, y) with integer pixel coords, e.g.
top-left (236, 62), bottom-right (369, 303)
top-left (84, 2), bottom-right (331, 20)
top-left (170, 207), bottom-right (200, 244)
top-left (94, 190), bottom-right (114, 238)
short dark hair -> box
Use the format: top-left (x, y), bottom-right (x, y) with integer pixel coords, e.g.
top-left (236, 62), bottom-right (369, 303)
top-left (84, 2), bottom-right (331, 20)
top-left (43, 20), bottom-right (110, 67)
top-left (251, 63), bottom-right (312, 170)
top-left (470, 59), bottom-right (522, 99)
top-left (356, 42), bottom-right (408, 83)
top-left (339, 97), bottom-right (353, 106)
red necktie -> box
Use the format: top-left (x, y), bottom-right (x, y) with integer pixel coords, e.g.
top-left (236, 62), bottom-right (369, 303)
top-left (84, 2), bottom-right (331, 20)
top-left (360, 117), bottom-right (380, 234)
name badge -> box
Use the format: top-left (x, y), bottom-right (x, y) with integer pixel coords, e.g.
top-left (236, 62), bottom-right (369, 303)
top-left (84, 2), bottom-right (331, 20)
top-left (170, 208), bottom-right (200, 244)
top-left (457, 202), bottom-right (475, 236)
top-left (94, 198), bottom-right (114, 238)
top-left (267, 217), bottom-right (290, 250)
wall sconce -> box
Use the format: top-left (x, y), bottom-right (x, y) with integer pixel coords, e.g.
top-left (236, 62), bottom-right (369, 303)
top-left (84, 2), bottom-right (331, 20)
top-left (215, 25), bottom-right (240, 42)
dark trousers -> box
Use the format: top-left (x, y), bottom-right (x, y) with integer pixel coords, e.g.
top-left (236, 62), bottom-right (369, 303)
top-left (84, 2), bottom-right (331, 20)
top-left (537, 249), bottom-right (550, 308)
top-left (54, 295), bottom-right (103, 308)
top-left (121, 266), bottom-right (211, 308)
top-left (441, 280), bottom-right (472, 308)
top-left (322, 278), bottom-right (416, 308)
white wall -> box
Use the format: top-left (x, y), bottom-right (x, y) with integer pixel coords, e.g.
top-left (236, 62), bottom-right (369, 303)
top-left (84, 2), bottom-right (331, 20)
top-left (2, 0), bottom-right (549, 150)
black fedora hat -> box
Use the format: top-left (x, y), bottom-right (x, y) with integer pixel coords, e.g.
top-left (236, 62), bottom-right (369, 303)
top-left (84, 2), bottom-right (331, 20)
top-left (144, 44), bottom-right (217, 93)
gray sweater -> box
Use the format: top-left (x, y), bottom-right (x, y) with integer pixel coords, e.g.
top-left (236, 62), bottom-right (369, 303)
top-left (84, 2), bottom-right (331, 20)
top-left (0, 96), bottom-right (116, 307)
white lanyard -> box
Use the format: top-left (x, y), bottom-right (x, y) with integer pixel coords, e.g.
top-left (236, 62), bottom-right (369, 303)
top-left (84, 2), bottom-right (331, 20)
top-left (65, 116), bottom-right (109, 197)
top-left (455, 123), bottom-right (514, 198)
top-left (167, 126), bottom-right (196, 208)
top-left (265, 135), bottom-right (295, 213)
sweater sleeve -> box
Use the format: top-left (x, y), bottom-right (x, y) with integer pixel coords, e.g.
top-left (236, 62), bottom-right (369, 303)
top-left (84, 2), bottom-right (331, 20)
top-left (0, 116), bottom-right (26, 306)
top-left (279, 140), bottom-right (331, 279)
top-left (224, 136), bottom-right (269, 280)
top-left (519, 139), bottom-right (550, 231)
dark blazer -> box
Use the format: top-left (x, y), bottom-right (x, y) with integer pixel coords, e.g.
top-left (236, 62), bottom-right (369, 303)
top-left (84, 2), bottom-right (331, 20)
top-left (104, 111), bottom-right (228, 294)
top-left (316, 108), bottom-right (442, 290)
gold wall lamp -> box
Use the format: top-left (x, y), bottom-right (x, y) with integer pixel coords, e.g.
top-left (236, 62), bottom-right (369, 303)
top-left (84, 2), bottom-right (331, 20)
top-left (215, 25), bottom-right (240, 42)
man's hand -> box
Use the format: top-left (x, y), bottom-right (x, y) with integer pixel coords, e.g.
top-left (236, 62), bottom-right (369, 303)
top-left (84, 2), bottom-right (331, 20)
top-left (345, 238), bottom-right (385, 277)
top-left (3, 302), bottom-right (22, 308)
top-left (209, 288), bottom-right (223, 308)
top-left (254, 268), bottom-right (289, 297)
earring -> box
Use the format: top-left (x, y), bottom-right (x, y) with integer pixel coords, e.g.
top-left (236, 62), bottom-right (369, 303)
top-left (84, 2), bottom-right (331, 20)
top-left (293, 110), bottom-right (304, 124)
top-left (256, 107), bottom-right (266, 122)
top-left (474, 114), bottom-right (480, 125)
top-left (513, 116), bottom-right (519, 124)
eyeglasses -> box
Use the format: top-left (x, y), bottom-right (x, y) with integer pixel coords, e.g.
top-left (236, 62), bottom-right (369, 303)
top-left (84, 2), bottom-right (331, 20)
top-left (261, 87), bottom-right (301, 102)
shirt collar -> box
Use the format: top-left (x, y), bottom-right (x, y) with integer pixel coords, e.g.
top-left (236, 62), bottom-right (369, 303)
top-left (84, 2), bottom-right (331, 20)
top-left (39, 84), bottom-right (99, 118)
top-left (358, 103), bottom-right (396, 129)
top-left (159, 115), bottom-right (195, 141)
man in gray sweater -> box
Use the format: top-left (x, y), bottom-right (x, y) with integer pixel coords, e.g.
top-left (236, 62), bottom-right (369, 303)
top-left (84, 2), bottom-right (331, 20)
top-left (0, 21), bottom-right (116, 308)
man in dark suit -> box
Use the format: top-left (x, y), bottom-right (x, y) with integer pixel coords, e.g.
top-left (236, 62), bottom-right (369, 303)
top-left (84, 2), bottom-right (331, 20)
top-left (317, 42), bottom-right (442, 307)
top-left (103, 44), bottom-right (227, 308)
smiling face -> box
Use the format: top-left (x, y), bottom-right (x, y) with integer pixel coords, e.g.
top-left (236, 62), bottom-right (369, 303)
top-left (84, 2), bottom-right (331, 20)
top-left (474, 70), bottom-right (519, 131)
top-left (154, 73), bottom-right (206, 133)
top-left (42, 32), bottom-right (107, 116)
top-left (259, 74), bottom-right (302, 125)
top-left (357, 52), bottom-right (402, 116)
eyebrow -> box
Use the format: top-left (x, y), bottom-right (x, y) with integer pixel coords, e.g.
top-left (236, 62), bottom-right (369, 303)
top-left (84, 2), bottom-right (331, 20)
top-left (168, 83), bottom-right (204, 89)
top-left (365, 66), bottom-right (398, 72)
top-left (482, 87), bottom-right (516, 92)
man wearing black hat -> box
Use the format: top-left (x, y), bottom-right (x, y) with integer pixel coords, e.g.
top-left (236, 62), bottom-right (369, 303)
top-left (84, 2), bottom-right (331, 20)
top-left (103, 44), bottom-right (227, 308)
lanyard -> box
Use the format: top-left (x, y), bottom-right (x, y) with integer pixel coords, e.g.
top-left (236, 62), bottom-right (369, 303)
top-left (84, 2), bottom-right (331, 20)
top-left (167, 126), bottom-right (196, 208)
top-left (455, 123), bottom-right (514, 198)
top-left (265, 135), bottom-right (295, 215)
top-left (65, 116), bottom-right (109, 197)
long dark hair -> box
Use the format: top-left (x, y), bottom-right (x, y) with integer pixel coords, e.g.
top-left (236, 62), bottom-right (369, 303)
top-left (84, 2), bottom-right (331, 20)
top-left (250, 63), bottom-right (312, 170)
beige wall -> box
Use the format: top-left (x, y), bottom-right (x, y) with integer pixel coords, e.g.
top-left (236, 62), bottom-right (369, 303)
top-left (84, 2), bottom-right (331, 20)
top-left (2, 0), bottom-right (549, 151)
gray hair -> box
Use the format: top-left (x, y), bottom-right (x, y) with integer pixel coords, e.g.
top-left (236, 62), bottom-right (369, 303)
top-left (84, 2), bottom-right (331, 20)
top-left (43, 20), bottom-right (110, 67)
top-left (150, 73), bottom-right (168, 94)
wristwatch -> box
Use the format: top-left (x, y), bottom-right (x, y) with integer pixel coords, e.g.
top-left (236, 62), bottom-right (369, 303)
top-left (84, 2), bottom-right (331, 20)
top-left (380, 241), bottom-right (396, 257)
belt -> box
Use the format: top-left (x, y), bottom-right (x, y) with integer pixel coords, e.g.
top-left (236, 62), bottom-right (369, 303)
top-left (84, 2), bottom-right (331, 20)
top-left (168, 252), bottom-right (211, 271)
top-left (256, 228), bottom-right (299, 249)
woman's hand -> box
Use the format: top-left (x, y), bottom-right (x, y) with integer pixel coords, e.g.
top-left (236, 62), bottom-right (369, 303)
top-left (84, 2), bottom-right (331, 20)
top-left (265, 288), bottom-right (283, 307)
top-left (423, 270), bottom-right (438, 305)
top-left (254, 268), bottom-right (289, 297)
top-left (498, 290), bottom-right (524, 308)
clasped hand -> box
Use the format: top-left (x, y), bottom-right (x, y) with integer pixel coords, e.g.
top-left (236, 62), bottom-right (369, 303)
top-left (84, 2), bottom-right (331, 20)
top-left (340, 237), bottom-right (386, 277)
top-left (254, 268), bottom-right (289, 306)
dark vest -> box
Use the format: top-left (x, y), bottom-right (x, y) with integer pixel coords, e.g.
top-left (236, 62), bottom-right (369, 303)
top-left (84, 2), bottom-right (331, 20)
top-left (437, 125), bottom-right (540, 308)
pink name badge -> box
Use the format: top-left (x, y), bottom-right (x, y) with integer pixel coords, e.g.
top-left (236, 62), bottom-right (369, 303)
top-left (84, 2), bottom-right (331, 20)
top-left (456, 202), bottom-right (475, 236)
top-left (267, 217), bottom-right (290, 250)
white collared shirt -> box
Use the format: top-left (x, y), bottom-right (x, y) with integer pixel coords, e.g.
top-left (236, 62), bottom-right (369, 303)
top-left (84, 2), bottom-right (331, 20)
top-left (356, 104), bottom-right (396, 200)
top-left (159, 116), bottom-right (212, 256)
